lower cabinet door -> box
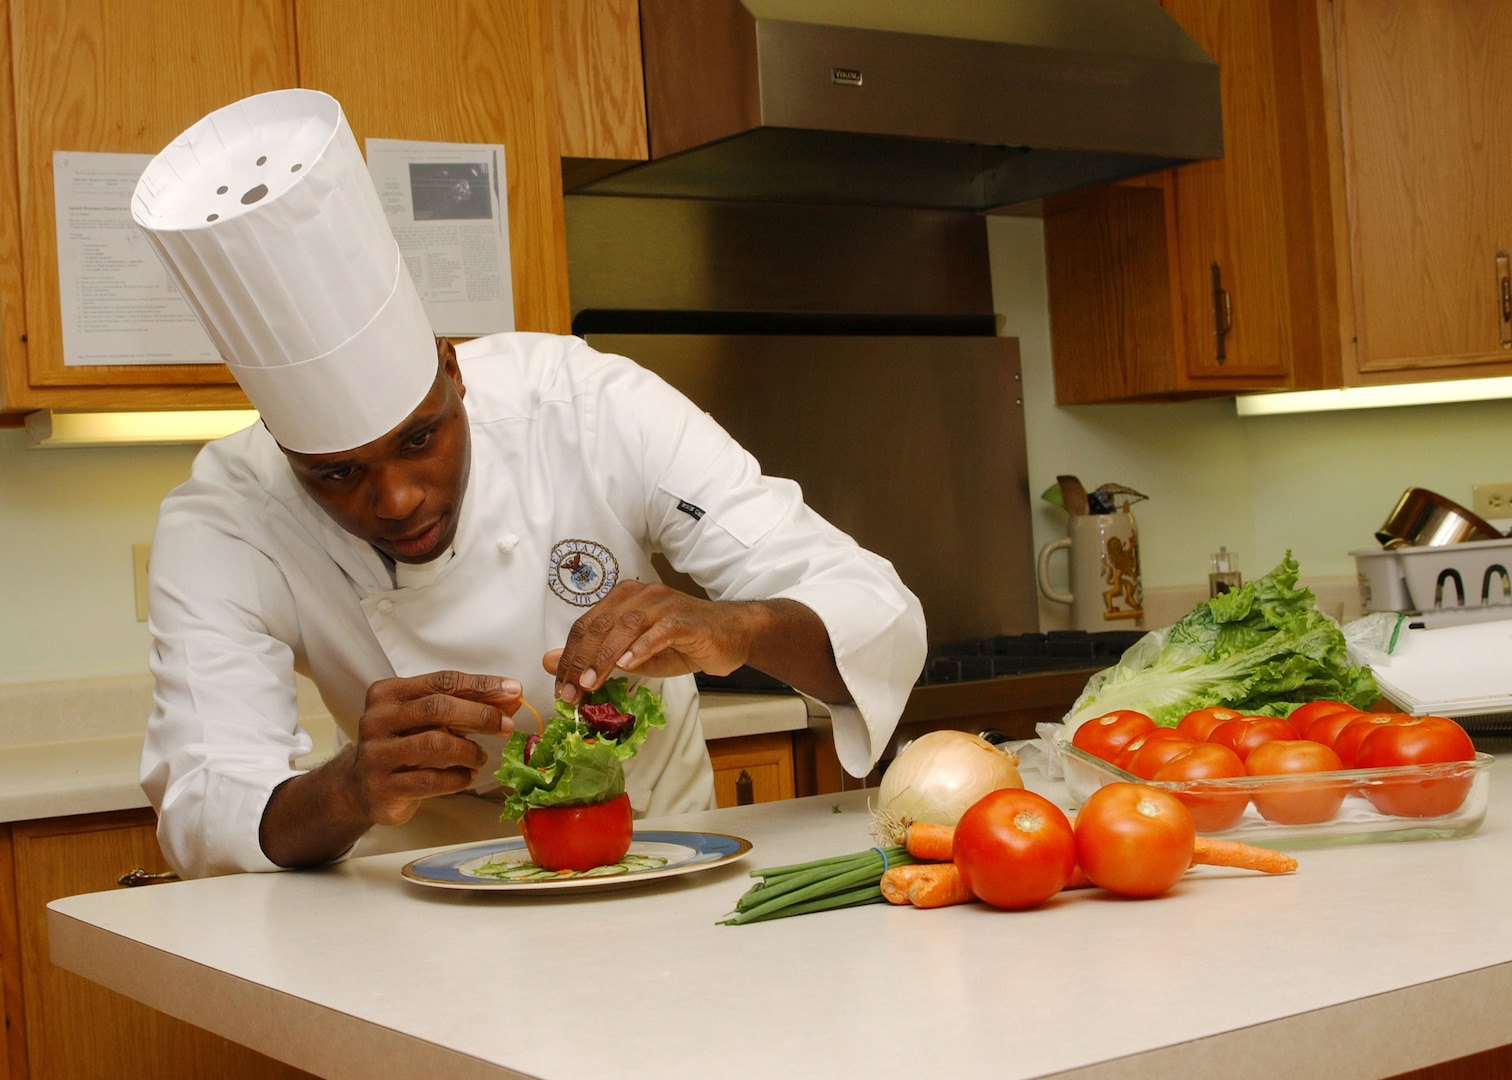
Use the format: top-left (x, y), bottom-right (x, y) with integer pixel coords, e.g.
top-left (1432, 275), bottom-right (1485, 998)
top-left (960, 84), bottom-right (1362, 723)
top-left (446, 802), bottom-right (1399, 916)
top-left (708, 732), bottom-right (796, 807)
top-left (10, 809), bottom-right (315, 1080)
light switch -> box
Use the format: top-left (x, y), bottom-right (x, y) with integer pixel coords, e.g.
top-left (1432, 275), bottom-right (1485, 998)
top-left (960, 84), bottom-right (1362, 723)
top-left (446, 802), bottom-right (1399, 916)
top-left (133, 542), bottom-right (151, 622)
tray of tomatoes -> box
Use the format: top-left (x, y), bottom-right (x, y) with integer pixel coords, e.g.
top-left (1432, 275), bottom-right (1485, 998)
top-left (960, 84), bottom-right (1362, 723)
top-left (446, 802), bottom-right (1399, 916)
top-left (1052, 702), bottom-right (1493, 848)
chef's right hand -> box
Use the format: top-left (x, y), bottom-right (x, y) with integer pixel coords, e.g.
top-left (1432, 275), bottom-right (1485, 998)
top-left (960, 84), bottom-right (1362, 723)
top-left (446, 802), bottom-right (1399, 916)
top-left (351, 671), bottom-right (521, 826)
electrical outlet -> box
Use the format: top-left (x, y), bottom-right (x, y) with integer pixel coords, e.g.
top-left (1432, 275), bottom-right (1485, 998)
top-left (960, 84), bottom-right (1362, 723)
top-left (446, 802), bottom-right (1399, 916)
top-left (132, 542), bottom-right (151, 622)
top-left (1472, 482), bottom-right (1512, 519)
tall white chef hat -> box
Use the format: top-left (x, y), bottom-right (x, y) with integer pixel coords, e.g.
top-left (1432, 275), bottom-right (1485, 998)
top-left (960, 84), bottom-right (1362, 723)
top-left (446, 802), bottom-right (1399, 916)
top-left (131, 89), bottom-right (437, 454)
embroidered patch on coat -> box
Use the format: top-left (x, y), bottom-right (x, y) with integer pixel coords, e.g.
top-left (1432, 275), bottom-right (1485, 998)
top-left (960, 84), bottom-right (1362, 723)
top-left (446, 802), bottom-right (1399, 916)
top-left (547, 539), bottom-right (620, 606)
top-left (676, 499), bottom-right (706, 520)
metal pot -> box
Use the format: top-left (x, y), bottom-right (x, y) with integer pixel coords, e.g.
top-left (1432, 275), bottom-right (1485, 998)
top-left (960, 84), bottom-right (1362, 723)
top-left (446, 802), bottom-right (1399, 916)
top-left (1375, 487), bottom-right (1503, 548)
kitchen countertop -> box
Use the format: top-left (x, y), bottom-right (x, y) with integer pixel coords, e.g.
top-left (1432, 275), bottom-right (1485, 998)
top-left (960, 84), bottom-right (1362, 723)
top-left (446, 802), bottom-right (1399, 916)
top-left (0, 676), bottom-right (808, 824)
top-left (48, 759), bottom-right (1512, 1080)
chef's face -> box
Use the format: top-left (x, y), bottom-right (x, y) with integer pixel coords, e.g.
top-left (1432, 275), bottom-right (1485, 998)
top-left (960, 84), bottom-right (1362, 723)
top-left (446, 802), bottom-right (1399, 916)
top-left (282, 338), bottom-right (471, 565)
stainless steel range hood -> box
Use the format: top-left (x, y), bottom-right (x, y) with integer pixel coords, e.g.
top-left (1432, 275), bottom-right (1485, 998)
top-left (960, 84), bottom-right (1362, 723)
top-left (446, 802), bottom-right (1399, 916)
top-left (568, 0), bottom-right (1223, 211)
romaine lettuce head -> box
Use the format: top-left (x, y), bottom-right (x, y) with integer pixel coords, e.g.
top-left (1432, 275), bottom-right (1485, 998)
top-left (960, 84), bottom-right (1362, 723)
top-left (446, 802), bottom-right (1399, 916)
top-left (495, 677), bottom-right (667, 820)
top-left (1061, 552), bottom-right (1378, 735)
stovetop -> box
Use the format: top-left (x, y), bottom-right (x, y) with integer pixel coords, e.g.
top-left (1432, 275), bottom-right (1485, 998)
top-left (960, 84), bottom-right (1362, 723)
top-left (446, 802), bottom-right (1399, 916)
top-left (919, 629), bottom-right (1145, 685)
top-left (694, 629), bottom-right (1145, 695)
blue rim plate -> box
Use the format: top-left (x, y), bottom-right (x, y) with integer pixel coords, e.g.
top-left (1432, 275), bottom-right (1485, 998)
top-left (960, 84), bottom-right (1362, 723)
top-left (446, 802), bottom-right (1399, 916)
top-left (400, 830), bottom-right (753, 892)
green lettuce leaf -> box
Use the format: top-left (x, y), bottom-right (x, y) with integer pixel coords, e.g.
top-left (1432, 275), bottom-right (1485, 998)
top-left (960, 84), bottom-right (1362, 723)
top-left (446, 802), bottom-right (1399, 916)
top-left (1061, 552), bottom-right (1378, 733)
top-left (495, 677), bottom-right (667, 820)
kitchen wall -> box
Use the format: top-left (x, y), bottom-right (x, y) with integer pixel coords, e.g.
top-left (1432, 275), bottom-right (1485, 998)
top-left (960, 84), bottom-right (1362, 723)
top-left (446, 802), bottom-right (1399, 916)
top-left (0, 431), bottom-right (196, 684)
top-left (989, 214), bottom-right (1512, 608)
top-left (3, 216), bottom-right (1512, 686)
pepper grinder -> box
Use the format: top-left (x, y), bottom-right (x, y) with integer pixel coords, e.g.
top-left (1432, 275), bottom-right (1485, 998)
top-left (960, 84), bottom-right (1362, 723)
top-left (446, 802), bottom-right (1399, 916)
top-left (1209, 548), bottom-right (1242, 597)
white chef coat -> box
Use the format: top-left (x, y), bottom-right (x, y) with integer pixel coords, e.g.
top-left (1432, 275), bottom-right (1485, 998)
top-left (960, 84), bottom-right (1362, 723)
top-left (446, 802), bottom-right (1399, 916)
top-left (141, 332), bottom-right (927, 878)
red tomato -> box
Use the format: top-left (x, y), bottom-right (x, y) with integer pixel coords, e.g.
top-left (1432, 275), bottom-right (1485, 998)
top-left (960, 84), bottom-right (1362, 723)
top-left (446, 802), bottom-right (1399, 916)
top-left (1129, 727), bottom-right (1191, 746)
top-left (1176, 706), bottom-right (1245, 742)
top-left (1071, 710), bottom-right (1157, 763)
top-left (1355, 716), bottom-right (1477, 818)
top-left (1115, 731), bottom-right (1198, 779)
top-left (1153, 743), bottom-right (1250, 832)
top-left (1074, 782), bottom-right (1196, 899)
top-left (519, 792), bottom-right (633, 872)
top-left (1333, 713), bottom-right (1415, 768)
top-left (1287, 699), bottom-right (1359, 733)
top-left (1208, 716), bottom-right (1302, 762)
top-left (1245, 740), bottom-right (1347, 824)
top-left (953, 788), bottom-right (1078, 910)
top-left (1301, 707), bottom-right (1365, 751)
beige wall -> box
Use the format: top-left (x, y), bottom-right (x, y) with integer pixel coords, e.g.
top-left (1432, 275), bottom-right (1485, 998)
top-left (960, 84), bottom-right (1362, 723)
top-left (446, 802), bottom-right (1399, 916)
top-left (3, 217), bottom-right (1511, 685)
top-left (989, 214), bottom-right (1512, 596)
top-left (0, 432), bottom-right (197, 684)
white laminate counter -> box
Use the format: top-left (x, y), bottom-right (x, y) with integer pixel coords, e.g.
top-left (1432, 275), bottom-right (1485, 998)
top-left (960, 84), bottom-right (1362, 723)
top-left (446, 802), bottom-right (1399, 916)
top-left (0, 675), bottom-right (806, 823)
top-left (47, 759), bottom-right (1512, 1080)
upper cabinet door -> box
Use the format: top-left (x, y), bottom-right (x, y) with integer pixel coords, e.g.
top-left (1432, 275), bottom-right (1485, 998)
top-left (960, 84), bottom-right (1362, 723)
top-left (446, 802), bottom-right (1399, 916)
top-left (296, 0), bottom-right (571, 335)
top-left (4, 0), bottom-right (296, 410)
top-left (1164, 0), bottom-right (1302, 382)
top-left (552, 0), bottom-right (647, 163)
top-left (1332, 0), bottom-right (1512, 380)
top-left (1044, 0), bottom-right (1332, 403)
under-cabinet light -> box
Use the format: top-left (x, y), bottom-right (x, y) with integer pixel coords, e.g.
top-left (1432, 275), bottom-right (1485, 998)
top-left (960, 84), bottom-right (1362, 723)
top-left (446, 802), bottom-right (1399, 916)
top-left (23, 409), bottom-right (259, 448)
top-left (1235, 376), bottom-right (1512, 417)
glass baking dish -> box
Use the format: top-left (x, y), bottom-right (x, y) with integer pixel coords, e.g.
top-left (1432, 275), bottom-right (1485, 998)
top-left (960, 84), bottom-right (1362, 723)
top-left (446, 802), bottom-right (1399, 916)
top-left (1053, 740), bottom-right (1494, 848)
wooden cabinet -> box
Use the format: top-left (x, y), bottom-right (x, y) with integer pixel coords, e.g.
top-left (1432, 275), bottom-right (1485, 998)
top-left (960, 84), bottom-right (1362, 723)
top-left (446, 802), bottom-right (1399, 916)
top-left (0, 2), bottom-right (28, 432)
top-left (1, 828), bottom-right (21, 1080)
top-left (295, 0), bottom-right (570, 339)
top-left (1, 0), bottom-right (587, 419)
top-left (1, 809), bottom-right (312, 1079)
top-left (1046, 0), bottom-right (1512, 403)
top-left (552, 0), bottom-right (648, 189)
top-left (1322, 0), bottom-right (1512, 384)
top-left (708, 732), bottom-right (796, 808)
top-left (1043, 0), bottom-right (1336, 403)
top-left (0, 0), bottom-right (295, 414)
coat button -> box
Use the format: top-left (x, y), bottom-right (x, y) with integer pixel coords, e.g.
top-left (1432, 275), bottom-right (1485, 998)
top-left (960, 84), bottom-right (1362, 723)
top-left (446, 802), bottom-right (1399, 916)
top-left (497, 533), bottom-right (519, 554)
top-left (377, 599), bottom-right (395, 615)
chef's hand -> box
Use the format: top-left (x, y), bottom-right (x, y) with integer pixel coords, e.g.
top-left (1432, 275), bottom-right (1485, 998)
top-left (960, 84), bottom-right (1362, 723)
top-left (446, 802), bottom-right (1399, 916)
top-left (260, 671), bottom-right (521, 869)
top-left (543, 581), bottom-right (852, 706)
top-left (348, 671), bottom-right (522, 825)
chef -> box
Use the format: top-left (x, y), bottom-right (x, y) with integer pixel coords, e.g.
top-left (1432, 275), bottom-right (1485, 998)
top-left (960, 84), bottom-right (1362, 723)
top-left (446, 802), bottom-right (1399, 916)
top-left (132, 89), bottom-right (927, 878)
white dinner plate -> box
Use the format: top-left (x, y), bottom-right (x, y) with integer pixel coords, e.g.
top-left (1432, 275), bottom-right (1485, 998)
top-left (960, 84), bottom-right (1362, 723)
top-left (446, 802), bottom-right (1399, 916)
top-left (400, 830), bottom-right (753, 892)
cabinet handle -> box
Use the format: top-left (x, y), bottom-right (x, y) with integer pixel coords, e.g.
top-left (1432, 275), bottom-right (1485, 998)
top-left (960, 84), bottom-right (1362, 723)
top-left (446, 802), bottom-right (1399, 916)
top-left (118, 867), bottom-right (180, 887)
top-left (1498, 251), bottom-right (1511, 349)
top-left (735, 769), bottom-right (754, 805)
top-left (1211, 262), bottom-right (1232, 363)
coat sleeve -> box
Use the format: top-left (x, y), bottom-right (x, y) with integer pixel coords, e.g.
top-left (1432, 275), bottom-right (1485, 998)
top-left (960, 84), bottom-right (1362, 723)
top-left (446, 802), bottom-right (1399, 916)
top-left (575, 342), bottom-right (927, 776)
top-left (141, 479), bottom-right (315, 878)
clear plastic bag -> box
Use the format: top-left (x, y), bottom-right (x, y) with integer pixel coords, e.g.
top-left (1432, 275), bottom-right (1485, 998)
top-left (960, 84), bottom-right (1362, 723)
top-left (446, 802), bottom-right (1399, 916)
top-left (1343, 611), bottom-right (1409, 667)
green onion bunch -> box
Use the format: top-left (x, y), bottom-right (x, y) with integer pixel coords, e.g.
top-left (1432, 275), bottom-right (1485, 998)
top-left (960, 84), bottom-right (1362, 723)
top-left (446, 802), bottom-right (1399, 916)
top-left (718, 846), bottom-right (916, 925)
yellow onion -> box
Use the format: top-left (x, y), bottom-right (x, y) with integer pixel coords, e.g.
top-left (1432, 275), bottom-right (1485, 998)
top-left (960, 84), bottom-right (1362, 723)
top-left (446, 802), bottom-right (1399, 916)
top-left (875, 730), bottom-right (1023, 838)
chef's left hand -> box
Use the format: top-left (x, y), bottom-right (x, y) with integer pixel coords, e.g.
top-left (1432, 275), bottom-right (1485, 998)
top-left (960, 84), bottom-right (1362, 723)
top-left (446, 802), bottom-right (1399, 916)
top-left (545, 580), bottom-right (755, 703)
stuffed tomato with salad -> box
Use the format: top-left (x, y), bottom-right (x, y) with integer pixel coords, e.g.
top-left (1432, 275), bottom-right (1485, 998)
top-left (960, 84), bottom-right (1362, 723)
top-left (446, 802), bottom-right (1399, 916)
top-left (495, 677), bottom-right (666, 871)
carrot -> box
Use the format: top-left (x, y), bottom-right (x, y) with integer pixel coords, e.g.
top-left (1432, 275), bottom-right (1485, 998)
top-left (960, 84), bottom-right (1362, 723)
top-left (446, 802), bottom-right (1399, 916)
top-left (907, 863), bottom-right (976, 908)
top-left (880, 864), bottom-right (937, 905)
top-left (903, 822), bottom-right (956, 862)
top-left (519, 698), bottom-right (543, 734)
top-left (1190, 836), bottom-right (1297, 875)
top-left (880, 863), bottom-right (977, 908)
